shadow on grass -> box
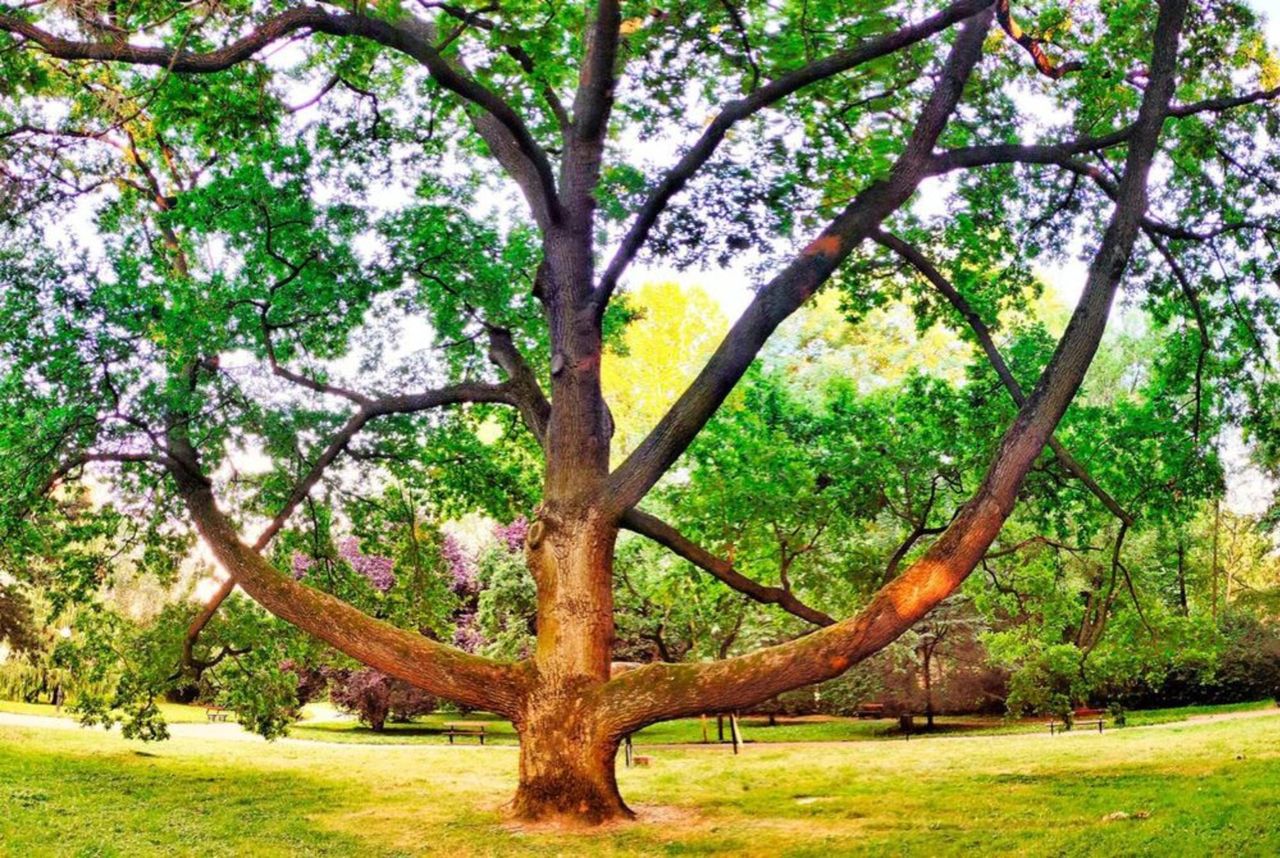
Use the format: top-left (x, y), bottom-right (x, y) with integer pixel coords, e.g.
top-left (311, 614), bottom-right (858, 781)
top-left (0, 743), bottom-right (380, 857)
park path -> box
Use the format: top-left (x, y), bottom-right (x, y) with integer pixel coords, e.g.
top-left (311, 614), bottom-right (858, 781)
top-left (0, 704), bottom-right (1277, 749)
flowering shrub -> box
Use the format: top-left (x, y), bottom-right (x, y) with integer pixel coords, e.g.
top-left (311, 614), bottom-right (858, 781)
top-left (326, 667), bottom-right (437, 731)
top-left (441, 533), bottom-right (476, 594)
top-left (291, 538), bottom-right (395, 593)
top-left (493, 516), bottom-right (528, 554)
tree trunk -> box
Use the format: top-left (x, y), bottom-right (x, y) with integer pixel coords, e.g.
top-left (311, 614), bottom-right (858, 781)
top-left (922, 646), bottom-right (935, 729)
top-left (512, 508), bottom-right (630, 823)
top-left (511, 701), bottom-right (629, 823)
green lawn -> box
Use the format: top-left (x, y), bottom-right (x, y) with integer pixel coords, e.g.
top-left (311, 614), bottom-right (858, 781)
top-left (6, 697), bottom-right (1276, 748)
top-left (0, 699), bottom-right (216, 724)
top-left (1, 708), bottom-right (1278, 855)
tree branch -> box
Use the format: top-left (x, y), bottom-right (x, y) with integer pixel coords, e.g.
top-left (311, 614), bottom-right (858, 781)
top-left (995, 0), bottom-right (1081, 80)
top-left (621, 509), bottom-right (836, 627)
top-left (599, 0), bottom-right (1188, 728)
top-left (0, 5), bottom-right (562, 224)
top-left (179, 373), bottom-right (519, 673)
top-left (604, 6), bottom-right (996, 515)
top-left (870, 228), bottom-right (1134, 526)
top-left (590, 0), bottom-right (994, 314)
top-left (164, 431), bottom-right (527, 714)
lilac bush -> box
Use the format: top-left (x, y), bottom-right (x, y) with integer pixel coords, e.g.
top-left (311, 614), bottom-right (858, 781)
top-left (326, 667), bottom-right (437, 731)
top-left (292, 538), bottom-right (395, 593)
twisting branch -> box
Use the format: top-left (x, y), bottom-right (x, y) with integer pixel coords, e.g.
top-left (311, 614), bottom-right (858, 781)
top-left (931, 82), bottom-right (1280, 179)
top-left (162, 407), bottom-right (528, 713)
top-left (995, 0), bottom-right (1081, 79)
top-left (870, 228), bottom-right (1135, 527)
top-left (590, 0), bottom-right (994, 314)
top-left (0, 6), bottom-right (563, 224)
top-left (42, 451), bottom-right (170, 496)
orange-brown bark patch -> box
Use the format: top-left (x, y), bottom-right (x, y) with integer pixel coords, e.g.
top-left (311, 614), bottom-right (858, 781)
top-left (803, 235), bottom-right (842, 258)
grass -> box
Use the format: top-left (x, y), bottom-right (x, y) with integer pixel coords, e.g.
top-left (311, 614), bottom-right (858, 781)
top-left (1121, 699), bottom-right (1274, 727)
top-left (0, 699), bottom-right (216, 724)
top-left (1, 705), bottom-right (1278, 856)
top-left (7, 697), bottom-right (1276, 747)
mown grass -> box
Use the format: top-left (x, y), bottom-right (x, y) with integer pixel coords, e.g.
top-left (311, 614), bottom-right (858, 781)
top-left (1, 707), bottom-right (1278, 856)
top-left (1121, 699), bottom-right (1274, 727)
top-left (0, 699), bottom-right (218, 724)
top-left (6, 697), bottom-right (1275, 747)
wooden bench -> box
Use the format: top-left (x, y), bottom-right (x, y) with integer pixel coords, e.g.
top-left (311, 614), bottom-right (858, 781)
top-left (855, 703), bottom-right (886, 720)
top-left (1049, 708), bottom-right (1105, 735)
top-left (443, 722), bottom-right (486, 745)
top-left (205, 706), bottom-right (232, 723)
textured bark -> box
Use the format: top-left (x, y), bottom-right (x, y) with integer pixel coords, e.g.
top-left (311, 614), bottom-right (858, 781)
top-left (512, 699), bottom-right (629, 823)
top-left (176, 469), bottom-right (527, 716)
top-left (514, 508), bottom-right (627, 821)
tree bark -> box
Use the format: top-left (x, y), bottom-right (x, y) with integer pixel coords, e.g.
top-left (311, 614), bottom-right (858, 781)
top-left (513, 510), bottom-right (629, 822)
top-left (512, 701), bottom-right (629, 823)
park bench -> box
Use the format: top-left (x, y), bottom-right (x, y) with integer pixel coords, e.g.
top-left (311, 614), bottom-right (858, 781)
top-left (205, 706), bottom-right (232, 723)
top-left (443, 722), bottom-right (486, 745)
top-left (855, 702), bottom-right (886, 720)
top-left (1048, 708), bottom-right (1105, 735)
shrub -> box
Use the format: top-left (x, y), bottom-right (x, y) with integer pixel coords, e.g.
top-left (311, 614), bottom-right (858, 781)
top-left (327, 668), bottom-right (437, 731)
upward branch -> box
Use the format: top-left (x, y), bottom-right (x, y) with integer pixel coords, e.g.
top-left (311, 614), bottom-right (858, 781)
top-left (591, 0), bottom-right (994, 314)
top-left (871, 228), bottom-right (1134, 527)
top-left (604, 5), bottom-right (996, 516)
top-left (602, 0), bottom-right (1189, 728)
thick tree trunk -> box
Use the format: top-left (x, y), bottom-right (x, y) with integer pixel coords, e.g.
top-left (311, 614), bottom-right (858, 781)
top-left (512, 508), bottom-right (629, 823)
top-left (512, 701), bottom-right (629, 823)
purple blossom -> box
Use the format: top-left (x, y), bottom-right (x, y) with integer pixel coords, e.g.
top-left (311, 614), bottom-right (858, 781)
top-left (441, 534), bottom-right (476, 594)
top-left (352, 553), bottom-right (396, 593)
top-left (295, 538), bottom-right (396, 593)
top-left (337, 536), bottom-right (361, 562)
top-left (292, 552), bottom-right (315, 580)
top-left (453, 611), bottom-right (487, 653)
top-left (493, 516), bottom-right (529, 554)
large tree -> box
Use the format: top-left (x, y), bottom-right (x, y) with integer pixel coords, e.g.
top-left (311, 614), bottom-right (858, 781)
top-left (2, 0), bottom-right (1279, 824)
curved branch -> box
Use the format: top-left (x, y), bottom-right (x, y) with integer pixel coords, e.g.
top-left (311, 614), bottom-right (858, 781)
top-left (931, 82), bottom-right (1280, 178)
top-left (995, 0), bottom-right (1081, 79)
top-left (599, 0), bottom-right (1188, 730)
top-left (179, 376), bottom-right (518, 673)
top-left (174, 467), bottom-right (526, 714)
top-left (604, 6), bottom-right (996, 515)
top-left (0, 6), bottom-right (561, 223)
top-left (621, 509), bottom-right (836, 627)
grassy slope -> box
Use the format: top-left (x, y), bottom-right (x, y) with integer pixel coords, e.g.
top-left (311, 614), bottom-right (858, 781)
top-left (1, 709), bottom-right (1278, 856)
